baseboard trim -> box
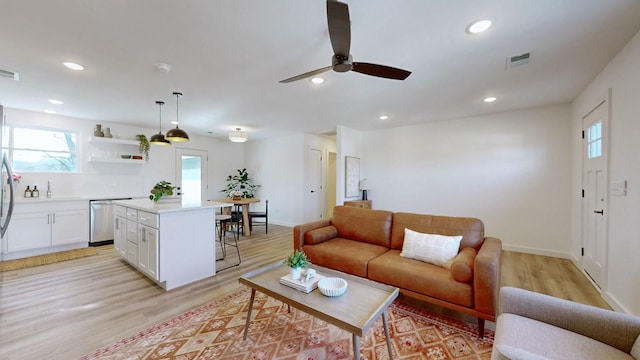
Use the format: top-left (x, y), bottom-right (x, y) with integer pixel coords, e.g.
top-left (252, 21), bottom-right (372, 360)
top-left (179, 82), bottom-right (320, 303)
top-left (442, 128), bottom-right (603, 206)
top-left (501, 244), bottom-right (571, 259)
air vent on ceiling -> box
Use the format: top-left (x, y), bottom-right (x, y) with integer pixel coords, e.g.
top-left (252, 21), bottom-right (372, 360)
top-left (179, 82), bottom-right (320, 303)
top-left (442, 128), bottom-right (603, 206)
top-left (0, 68), bottom-right (19, 80)
top-left (506, 52), bottom-right (531, 69)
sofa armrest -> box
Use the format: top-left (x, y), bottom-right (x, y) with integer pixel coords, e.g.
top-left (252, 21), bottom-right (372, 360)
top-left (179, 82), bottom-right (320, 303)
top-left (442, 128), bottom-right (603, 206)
top-left (293, 220), bottom-right (331, 250)
top-left (473, 237), bottom-right (502, 318)
top-left (499, 286), bottom-right (640, 353)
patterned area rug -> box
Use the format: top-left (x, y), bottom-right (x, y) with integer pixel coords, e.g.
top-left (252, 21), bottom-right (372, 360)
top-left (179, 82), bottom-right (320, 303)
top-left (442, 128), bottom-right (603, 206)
top-left (80, 287), bottom-right (493, 360)
top-left (0, 247), bottom-right (98, 272)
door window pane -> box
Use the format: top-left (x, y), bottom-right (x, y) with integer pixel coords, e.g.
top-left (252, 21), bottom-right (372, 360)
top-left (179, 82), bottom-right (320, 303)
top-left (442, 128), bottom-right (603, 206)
top-left (587, 121), bottom-right (602, 159)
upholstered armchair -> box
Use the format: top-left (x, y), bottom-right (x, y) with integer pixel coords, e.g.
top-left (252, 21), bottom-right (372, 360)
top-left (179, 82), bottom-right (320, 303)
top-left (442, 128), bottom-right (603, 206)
top-left (492, 286), bottom-right (640, 359)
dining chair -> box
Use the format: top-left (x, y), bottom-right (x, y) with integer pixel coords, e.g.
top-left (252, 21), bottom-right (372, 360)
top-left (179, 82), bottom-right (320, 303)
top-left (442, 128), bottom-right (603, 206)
top-left (249, 200), bottom-right (268, 234)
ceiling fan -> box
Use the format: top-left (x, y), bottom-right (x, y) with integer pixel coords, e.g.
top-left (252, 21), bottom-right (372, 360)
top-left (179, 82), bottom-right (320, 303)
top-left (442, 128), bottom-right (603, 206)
top-left (279, 0), bottom-right (411, 83)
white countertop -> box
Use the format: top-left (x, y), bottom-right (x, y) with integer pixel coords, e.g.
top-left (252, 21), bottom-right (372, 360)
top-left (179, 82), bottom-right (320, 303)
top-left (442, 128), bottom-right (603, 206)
top-left (113, 198), bottom-right (232, 214)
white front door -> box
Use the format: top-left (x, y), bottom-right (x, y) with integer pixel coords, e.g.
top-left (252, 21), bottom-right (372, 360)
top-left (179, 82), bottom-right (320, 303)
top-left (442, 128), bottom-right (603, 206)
top-left (582, 96), bottom-right (609, 289)
top-left (175, 148), bottom-right (208, 205)
top-left (304, 148), bottom-right (323, 222)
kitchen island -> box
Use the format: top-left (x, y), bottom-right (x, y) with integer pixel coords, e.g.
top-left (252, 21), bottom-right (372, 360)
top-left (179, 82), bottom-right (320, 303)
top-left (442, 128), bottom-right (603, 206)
top-left (113, 198), bottom-right (232, 290)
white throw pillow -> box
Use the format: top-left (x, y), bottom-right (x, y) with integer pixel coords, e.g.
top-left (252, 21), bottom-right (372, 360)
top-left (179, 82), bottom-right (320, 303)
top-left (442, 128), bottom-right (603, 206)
top-left (400, 228), bottom-right (463, 268)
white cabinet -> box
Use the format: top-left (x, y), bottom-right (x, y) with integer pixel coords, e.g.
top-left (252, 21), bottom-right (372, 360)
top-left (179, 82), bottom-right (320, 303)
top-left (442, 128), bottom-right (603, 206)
top-left (138, 224), bottom-right (158, 280)
top-left (6, 212), bottom-right (51, 252)
top-left (113, 199), bottom-right (221, 290)
top-left (3, 200), bottom-right (89, 259)
top-left (51, 210), bottom-right (88, 246)
top-left (113, 216), bottom-right (127, 257)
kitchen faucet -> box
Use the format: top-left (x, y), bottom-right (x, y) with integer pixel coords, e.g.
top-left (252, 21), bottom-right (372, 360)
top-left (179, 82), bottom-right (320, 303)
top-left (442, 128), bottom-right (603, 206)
top-left (47, 181), bottom-right (52, 198)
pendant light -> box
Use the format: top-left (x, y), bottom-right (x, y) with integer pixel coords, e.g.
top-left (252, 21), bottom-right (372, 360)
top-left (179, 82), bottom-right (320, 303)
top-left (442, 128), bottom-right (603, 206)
top-left (228, 127), bottom-right (248, 143)
top-left (165, 91), bottom-right (190, 142)
top-left (149, 101), bottom-right (171, 146)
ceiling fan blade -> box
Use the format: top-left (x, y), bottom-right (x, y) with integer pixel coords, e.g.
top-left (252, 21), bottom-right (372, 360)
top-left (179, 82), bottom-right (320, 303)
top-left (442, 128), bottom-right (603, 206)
top-left (351, 62), bottom-right (411, 80)
top-left (279, 66), bottom-right (332, 83)
top-left (327, 0), bottom-right (351, 57)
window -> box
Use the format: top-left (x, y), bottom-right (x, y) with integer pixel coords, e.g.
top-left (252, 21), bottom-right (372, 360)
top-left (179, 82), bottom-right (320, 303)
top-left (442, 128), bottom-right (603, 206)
top-left (2, 124), bottom-right (78, 172)
top-left (587, 120), bottom-right (602, 159)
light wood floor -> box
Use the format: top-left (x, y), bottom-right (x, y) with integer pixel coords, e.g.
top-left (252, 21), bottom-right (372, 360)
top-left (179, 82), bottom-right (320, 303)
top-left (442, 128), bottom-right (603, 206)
top-left (0, 225), bottom-right (609, 360)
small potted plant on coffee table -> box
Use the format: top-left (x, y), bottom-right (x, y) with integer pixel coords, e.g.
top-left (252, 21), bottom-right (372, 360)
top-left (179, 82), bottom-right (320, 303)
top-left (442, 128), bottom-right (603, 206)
top-left (283, 249), bottom-right (310, 280)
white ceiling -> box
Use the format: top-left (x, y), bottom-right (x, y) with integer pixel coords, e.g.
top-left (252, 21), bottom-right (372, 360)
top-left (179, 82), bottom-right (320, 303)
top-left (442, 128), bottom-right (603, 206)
top-left (1, 1), bottom-right (640, 140)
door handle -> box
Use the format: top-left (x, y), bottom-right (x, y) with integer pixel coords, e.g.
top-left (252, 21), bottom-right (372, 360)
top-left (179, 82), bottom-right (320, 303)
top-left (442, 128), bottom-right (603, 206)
top-left (594, 210), bottom-right (604, 215)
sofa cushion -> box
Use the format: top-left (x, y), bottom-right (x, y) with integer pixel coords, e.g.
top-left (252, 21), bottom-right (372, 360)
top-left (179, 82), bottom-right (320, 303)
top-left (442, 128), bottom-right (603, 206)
top-left (451, 247), bottom-right (477, 283)
top-left (331, 206), bottom-right (393, 247)
top-left (493, 313), bottom-right (634, 360)
top-left (302, 238), bottom-right (388, 278)
top-left (368, 250), bottom-right (473, 308)
top-left (304, 226), bottom-right (338, 245)
top-left (391, 212), bottom-right (484, 251)
top-left (400, 228), bottom-right (462, 267)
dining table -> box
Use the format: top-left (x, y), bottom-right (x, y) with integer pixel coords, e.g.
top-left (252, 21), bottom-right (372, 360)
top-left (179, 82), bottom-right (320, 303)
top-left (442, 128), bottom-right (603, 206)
top-left (213, 198), bottom-right (260, 236)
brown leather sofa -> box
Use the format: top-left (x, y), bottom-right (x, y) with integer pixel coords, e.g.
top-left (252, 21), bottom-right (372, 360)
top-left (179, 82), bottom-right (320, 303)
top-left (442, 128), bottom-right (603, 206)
top-left (293, 205), bottom-right (502, 337)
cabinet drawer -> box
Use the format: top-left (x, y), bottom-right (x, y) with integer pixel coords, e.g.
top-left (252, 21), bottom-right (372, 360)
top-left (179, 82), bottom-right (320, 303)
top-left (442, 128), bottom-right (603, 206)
top-left (114, 205), bottom-right (126, 218)
top-left (125, 208), bottom-right (138, 221)
top-left (137, 211), bottom-right (158, 228)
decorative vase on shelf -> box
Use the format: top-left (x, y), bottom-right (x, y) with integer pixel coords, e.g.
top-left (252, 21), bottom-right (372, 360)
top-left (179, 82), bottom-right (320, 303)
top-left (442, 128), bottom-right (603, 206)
top-left (94, 124), bottom-right (104, 137)
top-left (104, 127), bottom-right (113, 138)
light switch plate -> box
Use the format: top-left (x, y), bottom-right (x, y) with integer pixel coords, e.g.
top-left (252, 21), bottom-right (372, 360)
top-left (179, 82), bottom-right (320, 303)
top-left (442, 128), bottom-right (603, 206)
top-left (610, 180), bottom-right (627, 196)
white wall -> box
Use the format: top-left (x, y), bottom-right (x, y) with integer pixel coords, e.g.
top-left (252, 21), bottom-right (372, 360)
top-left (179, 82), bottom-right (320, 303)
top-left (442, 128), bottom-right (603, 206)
top-left (5, 108), bottom-right (242, 200)
top-left (572, 29), bottom-right (640, 314)
top-left (245, 134), bottom-right (305, 227)
top-left (337, 125), bottom-right (363, 204)
top-left (361, 104), bottom-right (573, 257)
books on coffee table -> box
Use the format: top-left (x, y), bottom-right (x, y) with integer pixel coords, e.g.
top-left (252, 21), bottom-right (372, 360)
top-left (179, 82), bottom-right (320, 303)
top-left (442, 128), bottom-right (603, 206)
top-left (280, 272), bottom-right (326, 293)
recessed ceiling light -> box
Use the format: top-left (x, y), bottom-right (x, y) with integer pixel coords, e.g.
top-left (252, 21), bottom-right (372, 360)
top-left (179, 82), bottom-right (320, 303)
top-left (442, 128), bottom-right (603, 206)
top-left (483, 96), bottom-right (497, 103)
top-left (311, 77), bottom-right (325, 84)
top-left (379, 115), bottom-right (389, 120)
top-left (62, 61), bottom-right (85, 71)
top-left (467, 19), bottom-right (493, 34)
top-left (44, 109), bottom-right (57, 114)
top-left (48, 99), bottom-right (64, 105)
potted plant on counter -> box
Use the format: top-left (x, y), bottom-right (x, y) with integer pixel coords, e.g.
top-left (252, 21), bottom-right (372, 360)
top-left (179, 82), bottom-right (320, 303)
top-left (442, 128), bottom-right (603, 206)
top-left (283, 249), bottom-right (310, 280)
top-left (149, 180), bottom-right (177, 202)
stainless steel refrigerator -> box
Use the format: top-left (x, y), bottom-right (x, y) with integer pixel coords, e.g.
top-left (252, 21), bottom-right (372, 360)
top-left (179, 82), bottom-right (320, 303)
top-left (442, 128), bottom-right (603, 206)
top-left (1, 105), bottom-right (16, 244)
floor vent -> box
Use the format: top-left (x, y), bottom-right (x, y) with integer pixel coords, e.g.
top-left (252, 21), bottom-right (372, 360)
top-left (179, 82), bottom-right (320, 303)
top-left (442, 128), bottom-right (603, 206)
top-left (0, 68), bottom-right (19, 80)
top-left (506, 52), bottom-right (531, 69)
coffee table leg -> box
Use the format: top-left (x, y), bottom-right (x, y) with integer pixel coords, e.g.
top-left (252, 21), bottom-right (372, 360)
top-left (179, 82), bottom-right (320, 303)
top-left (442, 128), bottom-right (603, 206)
top-left (352, 335), bottom-right (360, 360)
top-left (382, 311), bottom-right (393, 359)
top-left (243, 289), bottom-right (256, 341)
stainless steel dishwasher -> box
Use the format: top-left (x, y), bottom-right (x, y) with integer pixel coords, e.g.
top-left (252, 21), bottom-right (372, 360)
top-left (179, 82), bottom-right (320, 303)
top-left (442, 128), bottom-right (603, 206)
top-left (90, 198), bottom-right (131, 246)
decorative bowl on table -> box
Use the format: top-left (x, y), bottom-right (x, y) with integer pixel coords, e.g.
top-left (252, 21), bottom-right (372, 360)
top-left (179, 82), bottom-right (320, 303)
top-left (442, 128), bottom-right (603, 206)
top-left (318, 277), bottom-right (348, 297)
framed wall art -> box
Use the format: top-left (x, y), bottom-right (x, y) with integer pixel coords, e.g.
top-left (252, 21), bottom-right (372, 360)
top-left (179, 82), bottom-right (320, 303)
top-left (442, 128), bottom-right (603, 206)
top-left (345, 156), bottom-right (360, 197)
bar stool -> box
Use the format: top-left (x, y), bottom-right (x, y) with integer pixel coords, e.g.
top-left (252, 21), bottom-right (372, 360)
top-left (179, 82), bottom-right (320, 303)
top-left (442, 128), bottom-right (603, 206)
top-left (215, 211), bottom-right (241, 272)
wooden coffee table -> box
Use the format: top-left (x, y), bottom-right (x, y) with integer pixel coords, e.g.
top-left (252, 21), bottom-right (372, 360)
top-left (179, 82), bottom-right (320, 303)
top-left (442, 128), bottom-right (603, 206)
top-left (239, 261), bottom-right (399, 360)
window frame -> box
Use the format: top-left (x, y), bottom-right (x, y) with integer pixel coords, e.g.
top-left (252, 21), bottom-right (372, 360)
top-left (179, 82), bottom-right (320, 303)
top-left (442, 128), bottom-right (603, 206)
top-left (2, 122), bottom-right (80, 173)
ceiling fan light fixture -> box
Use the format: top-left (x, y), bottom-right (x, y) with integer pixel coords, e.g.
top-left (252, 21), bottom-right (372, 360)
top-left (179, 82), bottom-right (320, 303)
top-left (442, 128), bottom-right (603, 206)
top-left (467, 19), bottom-right (493, 34)
top-left (165, 92), bottom-right (190, 142)
top-left (228, 128), bottom-right (248, 143)
top-left (311, 77), bottom-right (325, 84)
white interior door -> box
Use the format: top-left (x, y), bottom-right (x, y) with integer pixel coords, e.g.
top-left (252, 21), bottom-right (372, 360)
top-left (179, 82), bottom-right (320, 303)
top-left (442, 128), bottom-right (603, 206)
top-left (304, 148), bottom-right (323, 222)
top-left (175, 148), bottom-right (208, 205)
top-left (582, 97), bottom-right (609, 289)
